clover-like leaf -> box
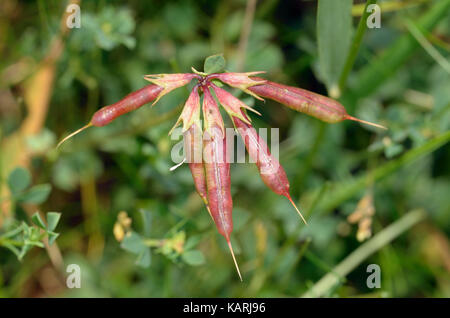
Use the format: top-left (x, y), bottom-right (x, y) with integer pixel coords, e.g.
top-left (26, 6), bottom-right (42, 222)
top-left (120, 231), bottom-right (146, 254)
top-left (182, 250), bottom-right (205, 266)
top-left (18, 184), bottom-right (52, 204)
top-left (204, 54), bottom-right (226, 74)
top-left (47, 232), bottom-right (60, 246)
top-left (46, 212), bottom-right (61, 232)
top-left (8, 167), bottom-right (31, 195)
top-left (31, 212), bottom-right (46, 230)
top-left (135, 248), bottom-right (151, 268)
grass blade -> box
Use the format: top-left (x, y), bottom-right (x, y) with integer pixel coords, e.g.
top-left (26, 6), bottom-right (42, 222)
top-left (302, 209), bottom-right (427, 297)
top-left (317, 0), bottom-right (353, 98)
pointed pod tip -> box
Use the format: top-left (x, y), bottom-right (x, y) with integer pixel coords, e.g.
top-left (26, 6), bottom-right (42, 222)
top-left (243, 89), bottom-right (265, 102)
top-left (56, 122), bottom-right (93, 149)
top-left (246, 106), bottom-right (262, 116)
top-left (346, 116), bottom-right (387, 130)
top-left (286, 194), bottom-right (308, 225)
top-left (226, 238), bottom-right (243, 282)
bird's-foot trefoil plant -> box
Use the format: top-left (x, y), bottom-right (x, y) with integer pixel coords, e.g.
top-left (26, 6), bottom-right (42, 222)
top-left (57, 54), bottom-right (386, 280)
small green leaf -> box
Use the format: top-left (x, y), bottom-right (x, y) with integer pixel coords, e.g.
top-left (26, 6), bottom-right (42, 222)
top-left (317, 0), bottom-right (353, 97)
top-left (47, 232), bottom-right (60, 246)
top-left (31, 212), bottom-right (46, 229)
top-left (3, 243), bottom-right (21, 258)
top-left (184, 235), bottom-right (201, 251)
top-left (18, 244), bottom-right (32, 261)
top-left (139, 209), bottom-right (152, 237)
top-left (46, 212), bottom-right (61, 232)
top-left (24, 240), bottom-right (44, 248)
top-left (182, 250), bottom-right (205, 266)
top-left (135, 248), bottom-right (151, 268)
top-left (2, 224), bottom-right (25, 238)
top-left (120, 231), bottom-right (146, 254)
top-left (18, 184), bottom-right (52, 204)
top-left (204, 54), bottom-right (226, 74)
top-left (8, 167), bottom-right (31, 195)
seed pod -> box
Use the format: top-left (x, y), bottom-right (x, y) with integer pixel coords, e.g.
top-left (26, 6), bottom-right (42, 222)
top-left (249, 79), bottom-right (386, 129)
top-left (202, 86), bottom-right (242, 281)
top-left (203, 127), bottom-right (232, 238)
top-left (57, 84), bottom-right (163, 148)
top-left (232, 113), bottom-right (307, 225)
top-left (91, 85), bottom-right (163, 127)
top-left (183, 121), bottom-right (210, 216)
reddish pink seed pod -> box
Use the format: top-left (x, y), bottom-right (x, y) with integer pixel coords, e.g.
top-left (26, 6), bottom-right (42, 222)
top-left (248, 79), bottom-right (345, 123)
top-left (233, 114), bottom-right (307, 224)
top-left (203, 127), bottom-right (233, 239)
top-left (91, 84), bottom-right (163, 127)
top-left (202, 87), bottom-right (232, 239)
top-left (184, 124), bottom-right (208, 207)
top-left (202, 86), bottom-right (242, 280)
top-left (248, 79), bottom-right (386, 129)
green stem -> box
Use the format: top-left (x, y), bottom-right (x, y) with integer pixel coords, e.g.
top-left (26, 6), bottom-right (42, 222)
top-left (404, 18), bottom-right (450, 74)
top-left (302, 209), bottom-right (426, 297)
top-left (0, 237), bottom-right (24, 247)
top-left (338, 0), bottom-right (378, 93)
top-left (143, 238), bottom-right (164, 248)
top-left (345, 0), bottom-right (450, 104)
top-left (314, 130), bottom-right (450, 214)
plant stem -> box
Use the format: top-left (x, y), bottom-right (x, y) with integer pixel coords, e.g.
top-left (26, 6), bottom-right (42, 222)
top-left (143, 238), bottom-right (165, 247)
top-left (236, 0), bottom-right (257, 72)
top-left (302, 209), bottom-right (426, 297)
top-left (404, 18), bottom-right (450, 74)
top-left (346, 0), bottom-right (450, 103)
top-left (315, 130), bottom-right (450, 214)
top-left (338, 0), bottom-right (378, 93)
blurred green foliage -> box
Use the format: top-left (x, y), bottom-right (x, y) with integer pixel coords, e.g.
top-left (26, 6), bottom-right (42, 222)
top-left (0, 0), bottom-right (449, 297)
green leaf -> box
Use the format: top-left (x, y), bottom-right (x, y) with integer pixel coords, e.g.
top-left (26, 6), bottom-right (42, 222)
top-left (317, 0), bottom-right (353, 97)
top-left (24, 240), bottom-right (44, 248)
top-left (135, 248), bottom-right (151, 268)
top-left (182, 250), bottom-right (205, 266)
top-left (31, 212), bottom-right (46, 229)
top-left (139, 209), bottom-right (152, 237)
top-left (18, 184), bottom-right (52, 204)
top-left (46, 212), bottom-right (61, 232)
top-left (204, 54), bottom-right (226, 74)
top-left (47, 232), bottom-right (60, 246)
top-left (120, 231), bottom-right (146, 254)
top-left (18, 244), bottom-right (33, 261)
top-left (8, 167), bottom-right (31, 195)
top-left (3, 243), bottom-right (21, 259)
top-left (184, 235), bottom-right (201, 251)
top-left (2, 224), bottom-right (25, 238)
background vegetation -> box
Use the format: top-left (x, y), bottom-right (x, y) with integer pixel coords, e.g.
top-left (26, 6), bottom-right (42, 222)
top-left (0, 0), bottom-right (449, 297)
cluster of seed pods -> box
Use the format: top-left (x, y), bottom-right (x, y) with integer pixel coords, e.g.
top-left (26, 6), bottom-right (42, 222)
top-left (58, 70), bottom-right (385, 280)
